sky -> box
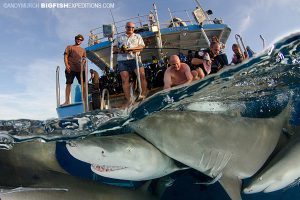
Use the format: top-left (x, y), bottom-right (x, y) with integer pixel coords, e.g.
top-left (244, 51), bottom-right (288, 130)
top-left (0, 0), bottom-right (299, 120)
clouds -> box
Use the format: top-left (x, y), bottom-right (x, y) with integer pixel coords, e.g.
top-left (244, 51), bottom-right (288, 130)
top-left (236, 15), bottom-right (252, 36)
top-left (0, 58), bottom-right (61, 120)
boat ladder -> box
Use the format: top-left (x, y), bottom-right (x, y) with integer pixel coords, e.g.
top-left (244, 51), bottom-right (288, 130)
top-left (101, 89), bottom-right (110, 110)
top-left (235, 34), bottom-right (248, 59)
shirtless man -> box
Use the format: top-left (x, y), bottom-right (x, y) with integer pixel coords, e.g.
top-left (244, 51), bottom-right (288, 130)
top-left (163, 55), bottom-right (193, 89)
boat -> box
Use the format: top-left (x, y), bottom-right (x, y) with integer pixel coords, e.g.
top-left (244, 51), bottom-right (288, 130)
top-left (53, 1), bottom-right (231, 189)
top-left (56, 1), bottom-right (231, 119)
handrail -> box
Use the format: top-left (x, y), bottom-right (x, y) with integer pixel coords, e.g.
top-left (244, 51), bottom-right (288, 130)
top-left (84, 59), bottom-right (89, 112)
top-left (88, 4), bottom-right (220, 46)
top-left (260, 34), bottom-right (265, 50)
top-left (235, 34), bottom-right (248, 59)
top-left (100, 89), bottom-right (110, 110)
top-left (80, 58), bottom-right (89, 112)
top-left (56, 66), bottom-right (60, 107)
top-left (135, 53), bottom-right (142, 99)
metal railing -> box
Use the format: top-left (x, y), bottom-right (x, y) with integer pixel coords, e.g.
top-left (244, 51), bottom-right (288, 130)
top-left (260, 34), bottom-right (266, 50)
top-left (88, 4), bottom-right (223, 46)
top-left (235, 34), bottom-right (248, 59)
top-left (80, 58), bottom-right (89, 112)
top-left (56, 66), bottom-right (60, 107)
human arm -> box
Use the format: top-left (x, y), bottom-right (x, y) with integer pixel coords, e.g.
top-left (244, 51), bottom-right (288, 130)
top-left (163, 68), bottom-right (172, 89)
top-left (127, 45), bottom-right (145, 53)
top-left (127, 34), bottom-right (145, 53)
top-left (64, 51), bottom-right (71, 73)
top-left (183, 64), bottom-right (193, 84)
top-left (191, 57), bottom-right (205, 65)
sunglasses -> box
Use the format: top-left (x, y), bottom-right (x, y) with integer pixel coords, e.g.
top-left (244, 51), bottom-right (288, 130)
top-left (76, 38), bottom-right (83, 41)
top-left (126, 26), bottom-right (134, 29)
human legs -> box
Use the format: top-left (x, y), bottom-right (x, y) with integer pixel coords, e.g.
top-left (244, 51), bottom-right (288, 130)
top-left (120, 70), bottom-right (132, 106)
top-left (135, 67), bottom-right (148, 97)
top-left (196, 68), bottom-right (205, 79)
top-left (62, 70), bottom-right (76, 105)
top-left (62, 84), bottom-right (72, 105)
top-left (191, 70), bottom-right (199, 80)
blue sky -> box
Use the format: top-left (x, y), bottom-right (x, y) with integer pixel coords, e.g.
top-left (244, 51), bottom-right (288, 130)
top-left (0, 0), bottom-right (299, 120)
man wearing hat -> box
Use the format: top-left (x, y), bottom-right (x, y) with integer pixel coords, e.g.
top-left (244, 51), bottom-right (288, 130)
top-left (62, 34), bottom-right (87, 105)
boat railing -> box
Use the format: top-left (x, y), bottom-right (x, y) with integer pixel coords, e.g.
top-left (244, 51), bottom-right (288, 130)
top-left (56, 66), bottom-right (60, 107)
top-left (88, 6), bottom-right (223, 46)
top-left (235, 34), bottom-right (248, 59)
top-left (88, 14), bottom-right (150, 46)
top-left (80, 58), bottom-right (89, 112)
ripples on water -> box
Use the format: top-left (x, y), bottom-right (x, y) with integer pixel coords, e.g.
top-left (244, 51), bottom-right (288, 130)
top-left (0, 32), bottom-right (300, 149)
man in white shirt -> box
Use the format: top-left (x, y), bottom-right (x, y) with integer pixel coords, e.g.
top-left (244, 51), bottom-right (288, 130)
top-left (114, 22), bottom-right (147, 107)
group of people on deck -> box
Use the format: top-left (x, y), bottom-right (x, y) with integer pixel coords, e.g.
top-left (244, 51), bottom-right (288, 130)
top-left (62, 21), bottom-right (249, 109)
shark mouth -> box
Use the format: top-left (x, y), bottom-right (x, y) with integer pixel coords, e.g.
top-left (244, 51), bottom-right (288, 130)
top-left (92, 164), bottom-right (127, 172)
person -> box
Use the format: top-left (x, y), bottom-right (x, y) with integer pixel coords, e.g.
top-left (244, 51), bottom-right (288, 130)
top-left (114, 21), bottom-right (147, 107)
top-left (89, 69), bottom-right (100, 90)
top-left (163, 55), bottom-right (193, 89)
top-left (191, 41), bottom-right (228, 76)
top-left (191, 50), bottom-right (211, 79)
top-left (209, 41), bottom-right (228, 73)
top-left (62, 34), bottom-right (86, 106)
top-left (89, 69), bottom-right (100, 110)
top-left (231, 43), bottom-right (245, 65)
top-left (211, 35), bottom-right (226, 53)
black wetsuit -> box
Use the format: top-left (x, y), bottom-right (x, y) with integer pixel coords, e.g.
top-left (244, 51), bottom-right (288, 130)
top-left (209, 52), bottom-right (229, 74)
top-left (192, 50), bottom-right (210, 75)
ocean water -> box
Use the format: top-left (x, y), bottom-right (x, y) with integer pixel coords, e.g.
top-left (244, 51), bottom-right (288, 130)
top-left (0, 31), bottom-right (300, 199)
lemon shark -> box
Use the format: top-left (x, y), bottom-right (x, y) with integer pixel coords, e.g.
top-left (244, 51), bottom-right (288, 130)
top-left (0, 141), bottom-right (157, 200)
top-left (129, 106), bottom-right (290, 200)
top-left (244, 127), bottom-right (300, 194)
top-left (66, 133), bottom-right (186, 181)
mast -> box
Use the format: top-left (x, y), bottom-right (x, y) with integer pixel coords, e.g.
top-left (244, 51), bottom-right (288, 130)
top-left (152, 3), bottom-right (163, 61)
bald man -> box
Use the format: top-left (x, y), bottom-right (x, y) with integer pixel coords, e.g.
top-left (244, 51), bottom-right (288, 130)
top-left (163, 55), bottom-right (193, 89)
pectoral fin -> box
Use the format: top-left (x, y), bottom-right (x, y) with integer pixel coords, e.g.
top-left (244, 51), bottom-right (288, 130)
top-left (219, 176), bottom-right (242, 200)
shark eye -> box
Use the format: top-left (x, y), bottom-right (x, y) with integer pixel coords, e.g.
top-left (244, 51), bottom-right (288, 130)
top-left (102, 150), bottom-right (104, 154)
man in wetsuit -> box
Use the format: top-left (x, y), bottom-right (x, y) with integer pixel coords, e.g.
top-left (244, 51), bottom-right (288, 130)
top-left (191, 41), bottom-right (228, 77)
top-left (209, 41), bottom-right (228, 73)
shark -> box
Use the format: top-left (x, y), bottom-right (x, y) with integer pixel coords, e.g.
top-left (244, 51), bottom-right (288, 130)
top-left (129, 106), bottom-right (291, 200)
top-left (0, 141), bottom-right (157, 200)
top-left (66, 133), bottom-right (185, 181)
top-left (244, 130), bottom-right (300, 194)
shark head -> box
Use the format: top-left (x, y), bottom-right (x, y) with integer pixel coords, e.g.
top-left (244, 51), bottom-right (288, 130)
top-left (243, 175), bottom-right (274, 193)
top-left (66, 133), bottom-right (180, 181)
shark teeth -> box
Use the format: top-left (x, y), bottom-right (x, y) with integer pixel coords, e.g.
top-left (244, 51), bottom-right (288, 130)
top-left (92, 165), bottom-right (127, 172)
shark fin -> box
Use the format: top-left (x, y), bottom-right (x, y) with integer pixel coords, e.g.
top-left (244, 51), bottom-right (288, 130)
top-left (195, 172), bottom-right (222, 185)
top-left (219, 176), bottom-right (242, 200)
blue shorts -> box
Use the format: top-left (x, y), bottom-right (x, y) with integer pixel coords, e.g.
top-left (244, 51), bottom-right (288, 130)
top-left (117, 59), bottom-right (143, 73)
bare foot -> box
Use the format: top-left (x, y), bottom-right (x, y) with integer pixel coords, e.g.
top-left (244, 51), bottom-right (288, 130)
top-left (61, 101), bottom-right (70, 106)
